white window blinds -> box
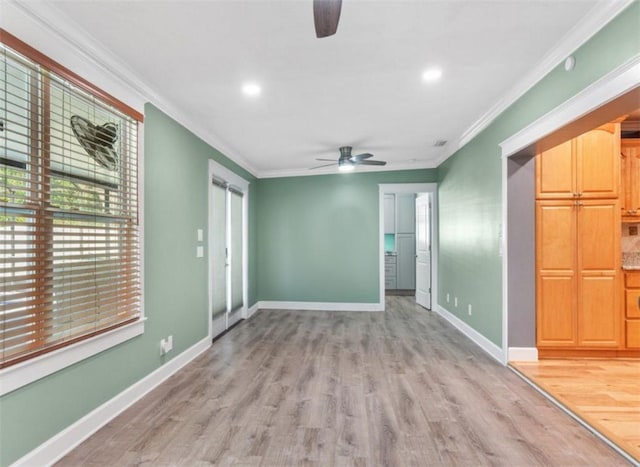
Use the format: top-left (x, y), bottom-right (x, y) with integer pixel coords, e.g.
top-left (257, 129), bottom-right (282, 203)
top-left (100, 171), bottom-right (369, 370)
top-left (1, 31), bottom-right (142, 368)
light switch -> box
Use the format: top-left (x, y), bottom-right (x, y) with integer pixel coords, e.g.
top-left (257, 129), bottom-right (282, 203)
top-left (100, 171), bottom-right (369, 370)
top-left (197, 229), bottom-right (203, 242)
top-left (196, 246), bottom-right (204, 258)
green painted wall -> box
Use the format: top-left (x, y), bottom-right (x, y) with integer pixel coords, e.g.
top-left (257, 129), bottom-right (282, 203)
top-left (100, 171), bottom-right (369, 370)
top-left (437, 1), bottom-right (640, 347)
top-left (256, 170), bottom-right (437, 302)
top-left (0, 104), bottom-right (256, 466)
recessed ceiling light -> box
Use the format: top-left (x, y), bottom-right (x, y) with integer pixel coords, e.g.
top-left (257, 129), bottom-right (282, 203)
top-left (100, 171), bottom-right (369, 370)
top-left (242, 82), bottom-right (261, 97)
top-left (422, 67), bottom-right (443, 83)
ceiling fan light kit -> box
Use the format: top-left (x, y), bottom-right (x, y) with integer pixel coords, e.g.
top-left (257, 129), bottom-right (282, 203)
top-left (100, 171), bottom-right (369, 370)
top-left (338, 159), bottom-right (355, 171)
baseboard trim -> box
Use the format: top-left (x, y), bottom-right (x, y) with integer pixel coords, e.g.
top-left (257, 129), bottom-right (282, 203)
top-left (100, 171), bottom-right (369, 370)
top-left (246, 302), bottom-right (259, 319)
top-left (258, 300), bottom-right (384, 312)
top-left (12, 337), bottom-right (211, 467)
top-left (508, 347), bottom-right (538, 362)
top-left (434, 305), bottom-right (506, 364)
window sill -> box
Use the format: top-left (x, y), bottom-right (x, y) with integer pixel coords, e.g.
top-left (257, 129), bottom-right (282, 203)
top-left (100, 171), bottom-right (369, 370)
top-left (0, 318), bottom-right (145, 396)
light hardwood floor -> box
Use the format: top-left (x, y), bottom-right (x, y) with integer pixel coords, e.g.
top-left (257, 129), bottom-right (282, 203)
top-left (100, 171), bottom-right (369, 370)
top-left (58, 297), bottom-right (627, 466)
top-left (511, 359), bottom-right (640, 463)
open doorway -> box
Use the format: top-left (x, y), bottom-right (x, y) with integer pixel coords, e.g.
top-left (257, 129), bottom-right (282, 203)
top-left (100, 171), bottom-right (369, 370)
top-left (379, 183), bottom-right (438, 311)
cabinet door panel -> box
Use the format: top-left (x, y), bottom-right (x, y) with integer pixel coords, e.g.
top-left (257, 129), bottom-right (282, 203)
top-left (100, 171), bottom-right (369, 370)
top-left (536, 139), bottom-right (574, 199)
top-left (576, 124), bottom-right (619, 198)
top-left (537, 276), bottom-right (576, 346)
top-left (578, 275), bottom-right (619, 347)
top-left (627, 320), bottom-right (640, 348)
top-left (384, 194), bottom-right (395, 234)
top-left (621, 139), bottom-right (640, 214)
top-left (577, 201), bottom-right (620, 271)
top-left (536, 202), bottom-right (575, 271)
top-left (396, 233), bottom-right (415, 289)
top-left (396, 194), bottom-right (416, 234)
top-left (626, 289), bottom-right (640, 318)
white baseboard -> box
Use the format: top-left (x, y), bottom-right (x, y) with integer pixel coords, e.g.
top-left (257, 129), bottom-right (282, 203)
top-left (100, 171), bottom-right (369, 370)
top-left (508, 347), bottom-right (538, 362)
top-left (246, 302), bottom-right (259, 319)
top-left (258, 300), bottom-right (384, 312)
top-left (12, 337), bottom-right (211, 467)
top-left (434, 305), bottom-right (506, 364)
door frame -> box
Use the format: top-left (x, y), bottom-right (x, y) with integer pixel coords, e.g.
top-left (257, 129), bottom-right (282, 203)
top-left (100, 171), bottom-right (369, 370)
top-left (379, 183), bottom-right (438, 309)
top-left (208, 159), bottom-right (250, 340)
top-left (499, 56), bottom-right (640, 363)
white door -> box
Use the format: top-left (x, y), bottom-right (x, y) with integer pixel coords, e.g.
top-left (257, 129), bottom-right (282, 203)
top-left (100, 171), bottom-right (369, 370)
top-left (211, 177), bottom-right (246, 338)
top-left (415, 193), bottom-right (431, 309)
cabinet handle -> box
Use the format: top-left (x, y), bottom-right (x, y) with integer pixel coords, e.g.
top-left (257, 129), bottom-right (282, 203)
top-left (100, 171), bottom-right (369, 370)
top-left (573, 192), bottom-right (579, 197)
top-left (638, 295), bottom-right (640, 309)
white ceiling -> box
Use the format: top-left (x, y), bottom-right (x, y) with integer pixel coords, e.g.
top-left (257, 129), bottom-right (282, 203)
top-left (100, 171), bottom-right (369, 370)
top-left (43, 0), bottom-right (605, 177)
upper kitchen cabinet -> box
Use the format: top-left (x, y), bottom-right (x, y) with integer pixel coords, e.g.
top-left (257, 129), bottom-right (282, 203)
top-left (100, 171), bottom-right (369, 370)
top-left (536, 122), bottom-right (620, 200)
top-left (384, 194), bottom-right (395, 234)
top-left (621, 139), bottom-right (640, 220)
top-left (396, 193), bottom-right (416, 234)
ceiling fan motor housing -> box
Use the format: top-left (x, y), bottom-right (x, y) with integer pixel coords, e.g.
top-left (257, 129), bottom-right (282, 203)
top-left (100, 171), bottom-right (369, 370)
top-left (339, 146), bottom-right (353, 158)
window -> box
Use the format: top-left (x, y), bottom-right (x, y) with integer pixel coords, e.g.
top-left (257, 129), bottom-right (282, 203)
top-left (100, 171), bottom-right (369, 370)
top-left (1, 31), bottom-right (143, 370)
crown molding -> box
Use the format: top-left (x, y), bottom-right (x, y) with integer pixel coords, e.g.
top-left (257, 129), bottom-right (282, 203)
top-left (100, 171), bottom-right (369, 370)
top-left (438, 0), bottom-right (635, 165)
top-left (7, 0), bottom-right (259, 178)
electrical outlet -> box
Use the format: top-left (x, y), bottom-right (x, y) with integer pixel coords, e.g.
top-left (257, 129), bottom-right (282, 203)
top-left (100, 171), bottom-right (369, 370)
top-left (454, 297), bottom-right (458, 307)
top-left (160, 335), bottom-right (174, 355)
top-left (468, 304), bottom-right (472, 316)
top-left (446, 293), bottom-right (450, 303)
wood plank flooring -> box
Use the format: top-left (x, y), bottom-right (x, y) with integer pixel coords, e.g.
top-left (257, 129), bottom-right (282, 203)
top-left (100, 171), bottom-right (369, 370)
top-left (58, 297), bottom-right (627, 466)
top-left (511, 359), bottom-right (640, 463)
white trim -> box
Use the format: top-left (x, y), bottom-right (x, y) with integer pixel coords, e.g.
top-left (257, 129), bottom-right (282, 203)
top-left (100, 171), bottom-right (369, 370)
top-left (1, 319), bottom-right (145, 396)
top-left (434, 0), bottom-right (635, 167)
top-left (507, 347), bottom-right (539, 362)
top-left (500, 54), bottom-right (640, 158)
top-left (4, 0), bottom-right (259, 178)
top-left (501, 155), bottom-right (509, 365)
top-left (434, 305), bottom-right (505, 364)
top-left (500, 54), bottom-right (640, 371)
top-left (11, 337), bottom-right (211, 467)
top-left (207, 160), bottom-right (250, 342)
top-left (378, 183), bottom-right (439, 311)
top-left (257, 301), bottom-right (383, 312)
top-left (246, 302), bottom-right (259, 319)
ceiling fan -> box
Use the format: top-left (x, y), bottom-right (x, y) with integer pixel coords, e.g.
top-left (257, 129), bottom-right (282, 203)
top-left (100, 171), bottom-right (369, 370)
top-left (314, 0), bottom-right (342, 38)
top-left (311, 146), bottom-right (387, 171)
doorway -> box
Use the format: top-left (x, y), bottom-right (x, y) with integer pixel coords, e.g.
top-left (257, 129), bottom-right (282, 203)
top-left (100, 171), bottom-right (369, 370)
top-left (379, 183), bottom-right (438, 310)
top-left (208, 160), bottom-right (249, 340)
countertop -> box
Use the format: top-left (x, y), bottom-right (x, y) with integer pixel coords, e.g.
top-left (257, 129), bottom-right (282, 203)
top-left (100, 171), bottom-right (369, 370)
top-left (622, 252), bottom-right (640, 270)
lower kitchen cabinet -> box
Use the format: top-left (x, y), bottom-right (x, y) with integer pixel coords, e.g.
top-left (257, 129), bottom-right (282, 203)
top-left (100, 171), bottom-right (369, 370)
top-left (625, 272), bottom-right (640, 348)
top-left (385, 255), bottom-right (397, 289)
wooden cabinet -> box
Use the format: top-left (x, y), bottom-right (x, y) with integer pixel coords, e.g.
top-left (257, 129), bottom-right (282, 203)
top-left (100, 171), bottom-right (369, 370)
top-left (625, 272), bottom-right (640, 348)
top-left (536, 123), bottom-right (620, 200)
top-left (620, 139), bottom-right (640, 220)
top-left (536, 201), bottom-right (576, 346)
top-left (535, 122), bottom-right (625, 356)
top-left (536, 200), bottom-right (620, 348)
